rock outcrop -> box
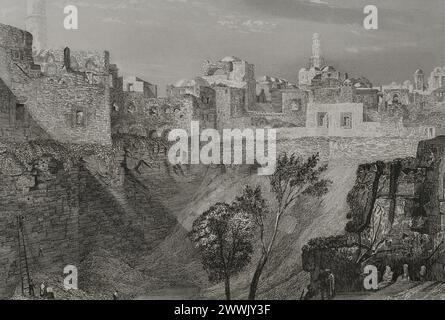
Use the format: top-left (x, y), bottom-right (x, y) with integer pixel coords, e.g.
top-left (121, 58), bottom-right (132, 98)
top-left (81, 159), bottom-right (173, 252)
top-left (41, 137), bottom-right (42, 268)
top-left (302, 136), bottom-right (445, 293)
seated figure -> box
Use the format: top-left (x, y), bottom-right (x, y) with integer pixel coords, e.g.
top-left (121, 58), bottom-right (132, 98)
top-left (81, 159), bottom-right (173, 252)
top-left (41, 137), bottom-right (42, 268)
top-left (397, 264), bottom-right (411, 282)
top-left (419, 265), bottom-right (427, 282)
top-left (378, 266), bottom-right (394, 289)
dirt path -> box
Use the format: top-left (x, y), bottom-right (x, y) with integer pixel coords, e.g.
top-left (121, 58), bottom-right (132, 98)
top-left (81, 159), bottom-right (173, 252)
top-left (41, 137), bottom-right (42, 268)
top-left (334, 282), bottom-right (433, 300)
top-left (135, 287), bottom-right (200, 300)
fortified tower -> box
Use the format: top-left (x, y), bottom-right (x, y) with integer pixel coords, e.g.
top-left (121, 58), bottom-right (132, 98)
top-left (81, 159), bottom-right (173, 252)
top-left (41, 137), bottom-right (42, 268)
top-left (309, 33), bottom-right (325, 69)
top-left (413, 69), bottom-right (425, 91)
top-left (26, 0), bottom-right (47, 53)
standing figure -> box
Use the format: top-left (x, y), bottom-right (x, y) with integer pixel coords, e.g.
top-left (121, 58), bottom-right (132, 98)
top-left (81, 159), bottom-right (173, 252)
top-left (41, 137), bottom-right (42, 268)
top-left (28, 279), bottom-right (35, 297)
top-left (419, 265), bottom-right (427, 282)
top-left (40, 281), bottom-right (47, 297)
top-left (303, 284), bottom-right (316, 300)
top-left (326, 269), bottom-right (335, 299)
top-left (397, 264), bottom-right (411, 282)
top-left (46, 287), bottom-right (55, 299)
top-left (318, 269), bottom-right (329, 300)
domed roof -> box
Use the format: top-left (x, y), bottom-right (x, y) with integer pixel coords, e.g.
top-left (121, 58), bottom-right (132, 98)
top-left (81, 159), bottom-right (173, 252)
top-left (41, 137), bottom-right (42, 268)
top-left (414, 69), bottom-right (424, 75)
top-left (257, 75), bottom-right (287, 84)
top-left (221, 56), bottom-right (241, 63)
top-left (322, 65), bottom-right (336, 72)
top-left (174, 77), bottom-right (210, 88)
top-left (174, 79), bottom-right (191, 87)
top-left (193, 76), bottom-right (210, 87)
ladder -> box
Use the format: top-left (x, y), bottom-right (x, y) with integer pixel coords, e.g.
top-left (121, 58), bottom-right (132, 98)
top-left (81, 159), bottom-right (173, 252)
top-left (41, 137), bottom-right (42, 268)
top-left (16, 215), bottom-right (33, 297)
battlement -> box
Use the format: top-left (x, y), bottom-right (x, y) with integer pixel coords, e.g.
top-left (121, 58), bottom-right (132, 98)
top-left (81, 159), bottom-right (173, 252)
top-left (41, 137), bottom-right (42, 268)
top-left (112, 95), bottom-right (217, 137)
top-left (0, 23), bottom-right (34, 56)
top-left (34, 47), bottom-right (110, 77)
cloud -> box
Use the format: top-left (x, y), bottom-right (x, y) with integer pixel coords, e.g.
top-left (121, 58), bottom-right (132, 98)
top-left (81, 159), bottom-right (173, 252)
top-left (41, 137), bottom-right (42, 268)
top-left (345, 46), bottom-right (383, 54)
top-left (0, 6), bottom-right (19, 17)
top-left (309, 0), bottom-right (329, 5)
top-left (242, 19), bottom-right (277, 32)
top-left (217, 15), bottom-right (277, 33)
top-left (135, 19), bottom-right (162, 27)
top-left (345, 41), bottom-right (417, 54)
top-left (237, 0), bottom-right (362, 25)
top-left (101, 17), bottom-right (127, 24)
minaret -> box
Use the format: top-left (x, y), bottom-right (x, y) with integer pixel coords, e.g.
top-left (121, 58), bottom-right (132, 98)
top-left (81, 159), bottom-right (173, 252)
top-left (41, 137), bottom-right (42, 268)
top-left (310, 33), bottom-right (325, 69)
top-left (26, 0), bottom-right (47, 53)
top-left (413, 69), bottom-right (425, 91)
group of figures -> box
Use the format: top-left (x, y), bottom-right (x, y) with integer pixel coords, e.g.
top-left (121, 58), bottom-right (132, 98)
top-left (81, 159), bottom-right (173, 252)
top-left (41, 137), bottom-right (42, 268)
top-left (303, 269), bottom-right (336, 300)
top-left (302, 264), bottom-right (428, 300)
top-left (25, 280), bottom-right (55, 300)
top-left (378, 264), bottom-right (427, 289)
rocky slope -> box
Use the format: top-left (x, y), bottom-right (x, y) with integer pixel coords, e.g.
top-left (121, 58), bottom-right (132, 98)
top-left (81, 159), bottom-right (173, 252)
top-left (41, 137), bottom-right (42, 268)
top-left (5, 135), bottom-right (445, 300)
top-left (134, 160), bottom-right (358, 299)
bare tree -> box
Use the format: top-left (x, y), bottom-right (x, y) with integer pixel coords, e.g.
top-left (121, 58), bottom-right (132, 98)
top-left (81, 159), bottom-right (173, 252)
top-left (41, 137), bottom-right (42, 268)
top-left (355, 204), bottom-right (389, 264)
top-left (237, 153), bottom-right (331, 300)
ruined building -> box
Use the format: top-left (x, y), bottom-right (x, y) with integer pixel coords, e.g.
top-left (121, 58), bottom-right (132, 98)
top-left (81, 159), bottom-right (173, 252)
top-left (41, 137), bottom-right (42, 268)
top-left (122, 75), bottom-right (157, 99)
top-left (428, 67), bottom-right (445, 92)
top-left (167, 57), bottom-right (255, 129)
top-left (2, 3), bottom-right (216, 145)
top-left (414, 69), bottom-right (426, 92)
top-left (0, 23), bottom-right (113, 146)
top-left (119, 75), bottom-right (217, 135)
top-left (299, 33), bottom-right (331, 88)
top-left (201, 56), bottom-right (256, 111)
top-left (256, 76), bottom-right (296, 104)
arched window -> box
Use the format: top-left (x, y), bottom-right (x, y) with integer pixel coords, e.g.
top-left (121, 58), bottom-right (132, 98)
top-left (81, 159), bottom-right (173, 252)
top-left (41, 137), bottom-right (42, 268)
top-left (290, 98), bottom-right (302, 111)
top-left (64, 47), bottom-right (71, 70)
top-left (76, 111), bottom-right (84, 126)
top-left (127, 102), bottom-right (136, 113)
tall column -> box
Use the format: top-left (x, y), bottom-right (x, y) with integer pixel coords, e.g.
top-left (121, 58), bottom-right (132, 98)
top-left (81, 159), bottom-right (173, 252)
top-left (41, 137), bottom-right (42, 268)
top-left (26, 0), bottom-right (47, 53)
top-left (310, 33), bottom-right (325, 69)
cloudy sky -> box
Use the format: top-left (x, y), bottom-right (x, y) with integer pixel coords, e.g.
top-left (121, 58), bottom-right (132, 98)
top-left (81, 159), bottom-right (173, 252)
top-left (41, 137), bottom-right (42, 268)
top-left (1, 0), bottom-right (444, 95)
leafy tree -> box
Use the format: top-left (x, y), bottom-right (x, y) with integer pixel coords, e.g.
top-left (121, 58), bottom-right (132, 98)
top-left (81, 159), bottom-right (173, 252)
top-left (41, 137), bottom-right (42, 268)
top-left (189, 203), bottom-right (255, 300)
top-left (237, 153), bottom-right (331, 300)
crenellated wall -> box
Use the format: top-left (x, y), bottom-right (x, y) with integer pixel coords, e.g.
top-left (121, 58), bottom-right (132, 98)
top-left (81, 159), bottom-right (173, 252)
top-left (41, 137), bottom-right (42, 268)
top-left (0, 23), bottom-right (113, 146)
